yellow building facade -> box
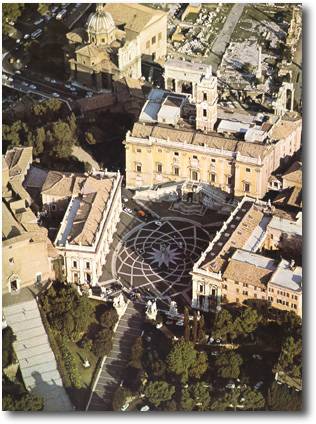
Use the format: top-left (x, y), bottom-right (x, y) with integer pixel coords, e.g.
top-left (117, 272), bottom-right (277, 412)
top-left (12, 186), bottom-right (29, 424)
top-left (125, 111), bottom-right (302, 200)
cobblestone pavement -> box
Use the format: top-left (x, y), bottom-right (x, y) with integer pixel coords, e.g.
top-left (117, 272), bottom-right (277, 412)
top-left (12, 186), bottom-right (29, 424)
top-left (87, 302), bottom-right (143, 411)
top-left (112, 217), bottom-right (211, 308)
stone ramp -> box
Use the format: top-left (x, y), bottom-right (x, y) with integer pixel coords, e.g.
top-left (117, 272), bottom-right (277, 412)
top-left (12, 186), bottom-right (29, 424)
top-left (3, 298), bottom-right (73, 411)
top-left (87, 302), bottom-right (143, 411)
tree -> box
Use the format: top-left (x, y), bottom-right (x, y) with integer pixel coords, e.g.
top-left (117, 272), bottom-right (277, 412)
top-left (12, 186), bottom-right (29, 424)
top-left (215, 351), bottom-right (243, 380)
top-left (144, 381), bottom-right (175, 407)
top-left (189, 351), bottom-right (208, 379)
top-left (242, 387), bottom-right (265, 411)
top-left (129, 337), bottom-right (144, 369)
top-left (34, 127), bottom-right (46, 155)
top-left (275, 336), bottom-right (302, 379)
top-left (167, 339), bottom-right (197, 383)
top-left (2, 393), bottom-right (43, 411)
top-left (212, 309), bottom-right (236, 342)
top-left (85, 131), bottom-right (97, 145)
top-left (267, 382), bottom-right (302, 411)
top-left (92, 328), bottom-right (113, 357)
top-left (38, 3), bottom-right (50, 16)
top-left (49, 121), bottom-right (75, 158)
top-left (99, 308), bottom-right (118, 330)
top-left (2, 4), bottom-right (25, 35)
top-left (180, 388), bottom-right (194, 411)
top-left (2, 326), bottom-right (16, 368)
top-left (162, 399), bottom-right (178, 411)
top-left (183, 306), bottom-right (190, 342)
top-left (112, 386), bottom-right (131, 411)
top-left (191, 382), bottom-right (211, 411)
top-left (192, 312), bottom-right (198, 343)
top-left (197, 314), bottom-right (206, 343)
top-left (235, 307), bottom-right (261, 337)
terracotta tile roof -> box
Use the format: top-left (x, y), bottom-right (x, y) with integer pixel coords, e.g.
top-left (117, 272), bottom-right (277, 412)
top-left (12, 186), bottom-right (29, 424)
top-left (104, 3), bottom-right (166, 34)
top-left (201, 202), bottom-right (264, 273)
top-left (131, 122), bottom-right (269, 159)
top-left (270, 116), bottom-right (301, 140)
top-left (67, 177), bottom-right (114, 246)
top-left (42, 172), bottom-right (86, 198)
top-left (283, 161), bottom-right (302, 186)
top-left (4, 147), bottom-right (32, 178)
top-left (223, 259), bottom-right (273, 288)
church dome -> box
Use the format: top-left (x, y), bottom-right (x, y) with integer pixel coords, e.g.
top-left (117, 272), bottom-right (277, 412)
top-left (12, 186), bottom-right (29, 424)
top-left (87, 5), bottom-right (115, 36)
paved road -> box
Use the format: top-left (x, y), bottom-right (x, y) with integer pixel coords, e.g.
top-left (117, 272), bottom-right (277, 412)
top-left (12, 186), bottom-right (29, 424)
top-left (210, 3), bottom-right (246, 71)
top-left (87, 302), bottom-right (143, 411)
top-left (3, 296), bottom-right (73, 411)
top-left (72, 145), bottom-right (100, 170)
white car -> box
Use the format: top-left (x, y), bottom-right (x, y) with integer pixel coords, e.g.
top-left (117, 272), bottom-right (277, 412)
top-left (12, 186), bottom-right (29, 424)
top-left (154, 220), bottom-right (162, 227)
top-left (21, 81), bottom-right (29, 87)
top-left (29, 84), bottom-right (37, 90)
top-left (51, 79), bottom-right (57, 84)
top-left (52, 92), bottom-right (60, 97)
top-left (225, 382), bottom-right (236, 389)
top-left (254, 381), bottom-right (264, 390)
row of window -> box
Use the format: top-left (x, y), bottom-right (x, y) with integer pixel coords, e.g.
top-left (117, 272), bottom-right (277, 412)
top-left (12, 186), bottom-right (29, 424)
top-left (268, 296), bottom-right (298, 309)
top-left (72, 260), bottom-right (90, 270)
top-left (234, 282), bottom-right (265, 292)
top-left (268, 287), bottom-right (298, 300)
top-left (145, 32), bottom-right (162, 49)
top-left (135, 163), bottom-right (241, 187)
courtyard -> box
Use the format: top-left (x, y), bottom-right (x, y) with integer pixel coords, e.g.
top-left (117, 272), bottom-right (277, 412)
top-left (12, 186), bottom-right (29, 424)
top-left (111, 217), bottom-right (211, 309)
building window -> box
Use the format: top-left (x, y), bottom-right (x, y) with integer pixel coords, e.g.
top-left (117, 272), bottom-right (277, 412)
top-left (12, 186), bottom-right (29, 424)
top-left (174, 166), bottom-right (179, 176)
top-left (73, 273), bottom-right (78, 283)
top-left (152, 36), bottom-right (156, 44)
top-left (244, 182), bottom-right (250, 192)
top-left (243, 290), bottom-right (248, 296)
top-left (211, 158), bottom-right (216, 163)
top-left (227, 175), bottom-right (232, 185)
top-left (158, 32), bottom-right (162, 41)
top-left (86, 262), bottom-right (90, 270)
top-left (211, 173), bottom-right (216, 183)
top-left (236, 298), bottom-right (240, 303)
top-left (136, 164), bottom-right (142, 173)
top-left (199, 284), bottom-right (204, 293)
top-left (157, 163), bottom-right (162, 173)
top-left (136, 148), bottom-right (142, 153)
top-left (35, 273), bottom-right (42, 285)
top-left (102, 38), bottom-right (105, 43)
top-left (9, 257), bottom-right (14, 264)
top-left (85, 273), bottom-right (91, 284)
top-left (193, 155), bottom-right (198, 159)
top-left (246, 168), bottom-right (251, 173)
top-left (174, 152), bottom-right (179, 156)
top-left (223, 284), bottom-right (227, 290)
top-left (243, 283), bottom-right (248, 287)
top-left (203, 109), bottom-right (207, 117)
top-left (73, 260), bottom-right (78, 269)
top-left (146, 40), bottom-right (150, 49)
top-left (203, 92), bottom-right (207, 101)
top-left (10, 279), bottom-right (19, 292)
top-left (51, 204), bottom-right (57, 211)
top-left (236, 288), bottom-right (240, 293)
top-left (192, 170), bottom-right (198, 181)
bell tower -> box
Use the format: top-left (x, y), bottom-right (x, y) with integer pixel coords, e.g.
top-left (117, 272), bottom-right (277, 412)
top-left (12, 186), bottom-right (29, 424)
top-left (195, 72), bottom-right (218, 133)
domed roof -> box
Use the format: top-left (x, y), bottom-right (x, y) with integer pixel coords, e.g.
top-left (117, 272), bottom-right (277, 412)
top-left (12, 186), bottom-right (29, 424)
top-left (87, 5), bottom-right (115, 35)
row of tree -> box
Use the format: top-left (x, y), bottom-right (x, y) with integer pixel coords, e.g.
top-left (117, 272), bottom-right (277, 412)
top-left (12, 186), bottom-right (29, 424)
top-left (3, 100), bottom-right (77, 160)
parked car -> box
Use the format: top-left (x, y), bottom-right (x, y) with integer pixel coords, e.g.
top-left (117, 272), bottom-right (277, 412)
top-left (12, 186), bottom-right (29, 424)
top-left (29, 84), bottom-right (37, 90)
top-left (52, 92), bottom-right (60, 97)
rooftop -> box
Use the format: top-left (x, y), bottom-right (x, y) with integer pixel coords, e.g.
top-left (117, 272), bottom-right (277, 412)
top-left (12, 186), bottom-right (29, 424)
top-left (55, 173), bottom-right (118, 248)
top-left (270, 259), bottom-right (302, 292)
top-left (104, 3), bottom-right (166, 35)
top-left (268, 215), bottom-right (302, 237)
top-left (223, 249), bottom-right (277, 288)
